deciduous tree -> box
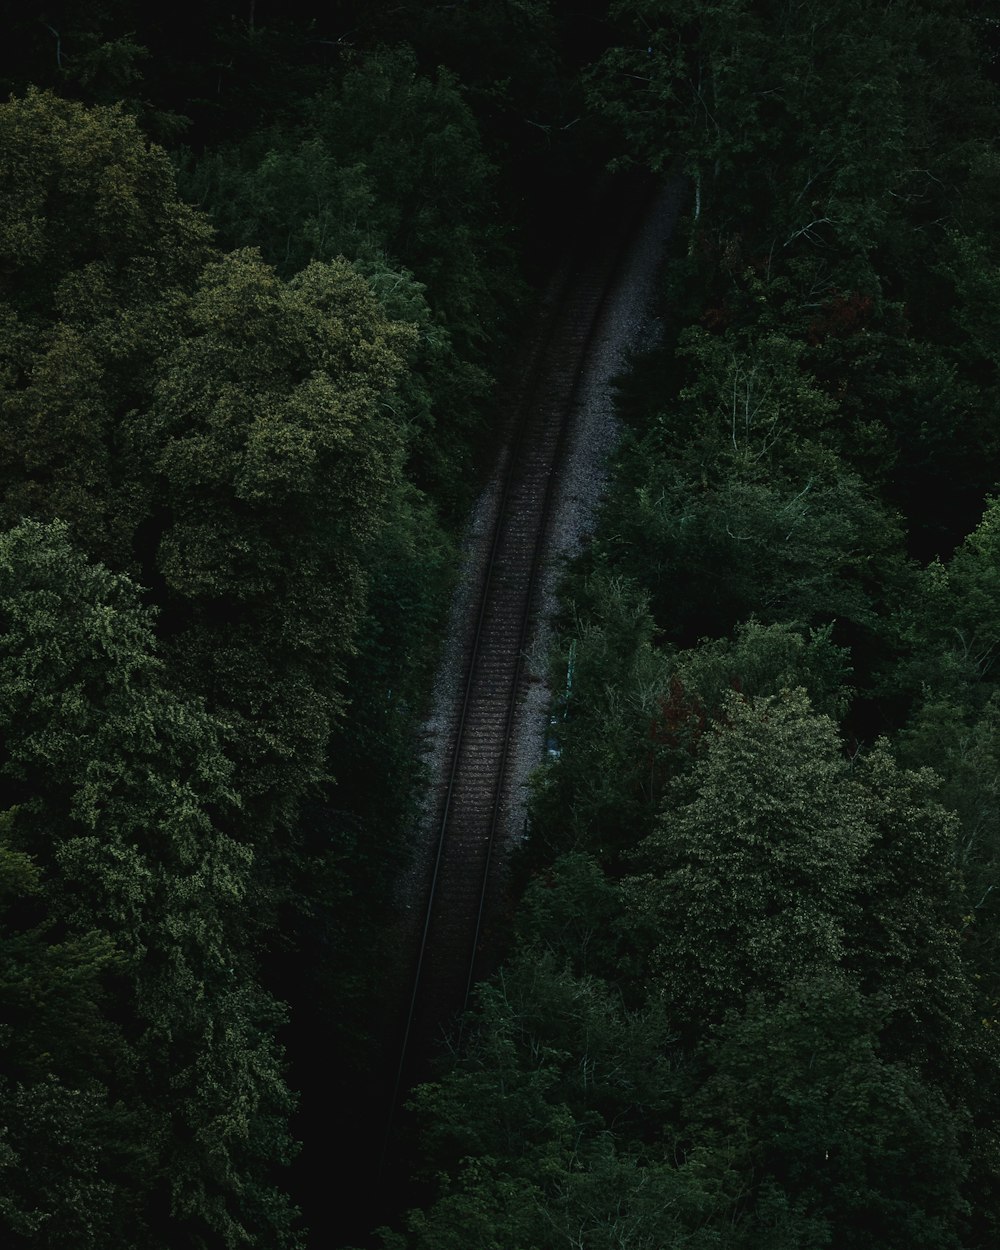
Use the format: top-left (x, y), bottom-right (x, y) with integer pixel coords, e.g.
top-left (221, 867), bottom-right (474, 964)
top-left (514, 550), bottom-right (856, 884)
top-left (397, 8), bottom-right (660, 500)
top-left (0, 520), bottom-right (301, 1249)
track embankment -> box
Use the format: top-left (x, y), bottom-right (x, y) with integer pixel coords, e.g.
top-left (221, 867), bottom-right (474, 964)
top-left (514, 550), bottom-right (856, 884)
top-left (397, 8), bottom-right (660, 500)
top-left (392, 172), bottom-right (686, 1102)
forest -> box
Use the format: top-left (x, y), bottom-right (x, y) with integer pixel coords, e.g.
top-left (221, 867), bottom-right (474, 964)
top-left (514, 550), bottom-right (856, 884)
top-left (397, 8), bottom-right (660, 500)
top-left (1, 1), bottom-right (999, 1247)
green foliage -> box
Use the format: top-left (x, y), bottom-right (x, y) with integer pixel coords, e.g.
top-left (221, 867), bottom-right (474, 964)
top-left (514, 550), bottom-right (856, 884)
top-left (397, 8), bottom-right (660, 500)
top-left (384, 950), bottom-right (729, 1250)
top-left (301, 49), bottom-right (507, 348)
top-left (625, 688), bottom-right (968, 1044)
top-left (805, 313), bottom-right (996, 555)
top-left (514, 853), bottom-right (623, 979)
top-left (0, 813), bottom-right (152, 1250)
top-left (177, 46), bottom-right (516, 511)
top-left (0, 818), bottom-right (124, 1086)
top-left (884, 497), bottom-right (1000, 1024)
top-left (0, 87), bottom-right (210, 318)
top-left (180, 44), bottom-right (507, 326)
top-left (849, 746), bottom-right (969, 1067)
top-left (0, 89), bottom-right (209, 560)
top-left (592, 0), bottom-right (1000, 556)
top-left (595, 325), bottom-right (905, 643)
top-left (689, 973), bottom-right (969, 1249)
top-left (353, 258), bottom-right (492, 508)
top-left (527, 568), bottom-right (700, 872)
top-left (3, 3), bottom-right (998, 1244)
top-left (0, 520), bottom-right (301, 1249)
top-left (626, 691), bottom-right (867, 1027)
top-left (142, 247), bottom-right (412, 838)
top-left (396, 688), bottom-right (979, 1246)
top-left (0, 1076), bottom-right (150, 1250)
top-left (329, 478), bottom-right (453, 837)
top-left (593, 0), bottom-right (987, 262)
top-left (0, 85), bottom-right (474, 1244)
top-left (674, 620), bottom-right (852, 722)
top-left (531, 568), bottom-right (855, 870)
top-left (387, 3), bottom-right (1000, 1247)
top-left (888, 495), bottom-right (1000, 721)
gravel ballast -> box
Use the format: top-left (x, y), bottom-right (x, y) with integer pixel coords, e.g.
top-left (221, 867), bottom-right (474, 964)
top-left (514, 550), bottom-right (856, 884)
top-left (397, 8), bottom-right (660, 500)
top-left (495, 176), bottom-right (686, 875)
top-left (401, 175), bottom-right (686, 923)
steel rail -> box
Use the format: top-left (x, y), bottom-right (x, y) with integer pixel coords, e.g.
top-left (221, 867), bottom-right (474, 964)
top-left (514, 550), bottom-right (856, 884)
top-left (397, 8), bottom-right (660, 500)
top-left (460, 225), bottom-right (639, 1017)
top-left (380, 180), bottom-right (654, 1182)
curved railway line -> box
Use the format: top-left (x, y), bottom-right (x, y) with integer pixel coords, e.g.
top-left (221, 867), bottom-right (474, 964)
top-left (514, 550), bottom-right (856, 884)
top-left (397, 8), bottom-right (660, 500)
top-left (387, 181), bottom-right (657, 1114)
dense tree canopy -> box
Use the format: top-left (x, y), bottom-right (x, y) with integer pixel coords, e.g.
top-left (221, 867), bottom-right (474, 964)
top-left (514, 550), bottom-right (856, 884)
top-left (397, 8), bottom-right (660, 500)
top-left (375, 2), bottom-right (1000, 1249)
top-left (0, 520), bottom-right (299, 1247)
top-left (0, 42), bottom-right (491, 1250)
top-left (2, 1), bottom-right (1000, 1247)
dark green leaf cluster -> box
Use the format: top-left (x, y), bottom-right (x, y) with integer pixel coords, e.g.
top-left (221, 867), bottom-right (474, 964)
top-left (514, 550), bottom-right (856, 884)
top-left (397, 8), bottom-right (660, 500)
top-left (0, 72), bottom-right (495, 1246)
top-left (383, 1), bottom-right (1000, 1246)
top-left (176, 45), bottom-right (520, 516)
top-left (393, 691), bottom-right (982, 1248)
top-left (0, 520), bottom-right (299, 1247)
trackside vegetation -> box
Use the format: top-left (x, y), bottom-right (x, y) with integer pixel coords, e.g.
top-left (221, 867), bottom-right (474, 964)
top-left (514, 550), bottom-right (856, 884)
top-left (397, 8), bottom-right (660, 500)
top-left (1, 2), bottom-right (999, 1248)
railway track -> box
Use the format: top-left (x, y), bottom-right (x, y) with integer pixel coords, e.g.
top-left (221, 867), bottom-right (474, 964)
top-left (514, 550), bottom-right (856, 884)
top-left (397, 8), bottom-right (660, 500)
top-left (384, 182), bottom-right (656, 1140)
